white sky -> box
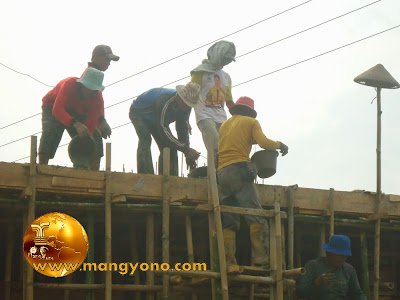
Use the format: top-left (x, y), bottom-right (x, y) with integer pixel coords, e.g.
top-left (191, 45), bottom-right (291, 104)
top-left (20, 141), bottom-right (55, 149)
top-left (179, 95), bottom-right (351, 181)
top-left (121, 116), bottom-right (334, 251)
top-left (1, 0), bottom-right (399, 195)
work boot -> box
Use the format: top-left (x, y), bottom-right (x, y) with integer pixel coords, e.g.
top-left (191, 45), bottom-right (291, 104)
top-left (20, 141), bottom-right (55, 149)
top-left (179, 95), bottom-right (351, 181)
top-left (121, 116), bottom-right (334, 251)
top-left (223, 229), bottom-right (241, 273)
top-left (250, 223), bottom-right (269, 266)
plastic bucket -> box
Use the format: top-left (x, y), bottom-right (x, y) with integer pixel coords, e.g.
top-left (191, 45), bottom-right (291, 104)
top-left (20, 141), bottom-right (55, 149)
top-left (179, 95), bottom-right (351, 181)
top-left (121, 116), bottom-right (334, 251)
top-left (250, 150), bottom-right (278, 179)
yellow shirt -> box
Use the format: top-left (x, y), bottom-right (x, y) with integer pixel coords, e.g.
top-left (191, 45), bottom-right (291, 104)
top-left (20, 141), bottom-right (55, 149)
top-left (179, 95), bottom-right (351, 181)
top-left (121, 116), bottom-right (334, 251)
top-left (217, 115), bottom-right (281, 170)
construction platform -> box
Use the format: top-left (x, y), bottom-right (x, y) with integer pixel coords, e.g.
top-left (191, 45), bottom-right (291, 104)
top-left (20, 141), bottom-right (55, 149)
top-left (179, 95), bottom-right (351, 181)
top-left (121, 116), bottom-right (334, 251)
top-left (1, 138), bottom-right (400, 300)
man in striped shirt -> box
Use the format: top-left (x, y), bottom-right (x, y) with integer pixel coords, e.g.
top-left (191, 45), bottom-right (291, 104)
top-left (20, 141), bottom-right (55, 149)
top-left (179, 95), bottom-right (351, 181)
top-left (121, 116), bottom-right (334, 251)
top-left (129, 83), bottom-right (202, 176)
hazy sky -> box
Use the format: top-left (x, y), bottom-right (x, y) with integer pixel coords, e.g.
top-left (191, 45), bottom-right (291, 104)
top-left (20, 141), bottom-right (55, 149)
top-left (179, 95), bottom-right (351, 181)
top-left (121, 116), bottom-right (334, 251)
top-left (1, 0), bottom-right (399, 195)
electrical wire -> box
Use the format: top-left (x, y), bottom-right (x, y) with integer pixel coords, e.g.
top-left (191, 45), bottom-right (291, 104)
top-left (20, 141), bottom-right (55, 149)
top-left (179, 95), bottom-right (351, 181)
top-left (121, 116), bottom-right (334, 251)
top-left (0, 62), bottom-right (53, 88)
top-left (10, 24), bottom-right (400, 163)
top-left (0, 0), bottom-right (312, 131)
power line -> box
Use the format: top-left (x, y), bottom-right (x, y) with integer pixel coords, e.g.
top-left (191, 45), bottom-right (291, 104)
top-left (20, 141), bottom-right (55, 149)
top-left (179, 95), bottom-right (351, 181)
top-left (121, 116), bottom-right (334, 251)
top-left (0, 2), bottom-right (391, 150)
top-left (11, 24), bottom-right (400, 163)
top-left (0, 62), bottom-right (54, 88)
top-left (0, 1), bottom-right (311, 131)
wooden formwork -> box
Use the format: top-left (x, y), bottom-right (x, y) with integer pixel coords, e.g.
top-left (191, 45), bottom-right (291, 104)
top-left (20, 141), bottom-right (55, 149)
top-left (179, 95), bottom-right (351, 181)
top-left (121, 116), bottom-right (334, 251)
top-left (1, 139), bottom-right (400, 299)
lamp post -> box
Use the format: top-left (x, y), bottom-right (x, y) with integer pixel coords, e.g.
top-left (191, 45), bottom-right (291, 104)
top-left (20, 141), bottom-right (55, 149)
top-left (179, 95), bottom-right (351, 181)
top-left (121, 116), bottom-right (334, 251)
top-left (354, 64), bottom-right (399, 300)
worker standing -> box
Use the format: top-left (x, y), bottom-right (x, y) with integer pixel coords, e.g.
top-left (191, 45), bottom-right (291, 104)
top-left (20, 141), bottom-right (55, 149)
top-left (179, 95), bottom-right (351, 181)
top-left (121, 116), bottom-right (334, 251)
top-left (190, 40), bottom-right (236, 164)
top-left (38, 68), bottom-right (108, 169)
top-left (217, 96), bottom-right (288, 272)
top-left (129, 83), bottom-right (202, 176)
top-left (80, 45), bottom-right (120, 170)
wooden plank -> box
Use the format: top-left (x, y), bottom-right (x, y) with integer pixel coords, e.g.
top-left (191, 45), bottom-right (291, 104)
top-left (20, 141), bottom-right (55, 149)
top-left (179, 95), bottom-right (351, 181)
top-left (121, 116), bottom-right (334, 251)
top-left (51, 176), bottom-right (104, 189)
top-left (37, 165), bottom-right (105, 180)
top-left (196, 204), bottom-right (287, 218)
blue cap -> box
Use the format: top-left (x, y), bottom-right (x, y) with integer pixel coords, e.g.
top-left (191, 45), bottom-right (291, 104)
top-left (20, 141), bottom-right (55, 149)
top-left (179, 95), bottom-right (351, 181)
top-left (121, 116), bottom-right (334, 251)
top-left (322, 235), bottom-right (352, 256)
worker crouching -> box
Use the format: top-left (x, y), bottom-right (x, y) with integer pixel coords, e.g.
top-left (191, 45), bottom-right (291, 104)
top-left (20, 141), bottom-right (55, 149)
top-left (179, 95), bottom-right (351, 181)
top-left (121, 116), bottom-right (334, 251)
top-left (217, 96), bottom-right (288, 272)
top-left (38, 68), bottom-right (111, 170)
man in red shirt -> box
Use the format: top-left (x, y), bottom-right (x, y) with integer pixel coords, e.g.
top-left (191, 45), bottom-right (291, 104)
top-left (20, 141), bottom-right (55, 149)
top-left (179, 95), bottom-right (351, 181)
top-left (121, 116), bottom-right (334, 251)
top-left (38, 68), bottom-right (110, 169)
top-left (79, 45), bottom-right (119, 169)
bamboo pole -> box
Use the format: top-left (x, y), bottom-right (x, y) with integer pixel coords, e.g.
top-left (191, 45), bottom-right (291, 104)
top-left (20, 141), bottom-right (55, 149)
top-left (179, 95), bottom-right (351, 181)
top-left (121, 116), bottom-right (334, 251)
top-left (162, 147), bottom-right (171, 299)
top-left (185, 215), bottom-right (197, 300)
top-left (319, 225), bottom-right (326, 257)
top-left (5, 224), bottom-right (14, 300)
top-left (281, 223), bottom-right (286, 270)
top-left (129, 222), bottom-right (141, 300)
top-left (208, 197), bottom-right (217, 300)
top-left (360, 231), bottom-right (371, 299)
top-left (274, 201), bottom-right (284, 300)
top-left (269, 218), bottom-right (277, 299)
top-left (287, 186), bottom-right (295, 300)
top-left (25, 136), bottom-right (37, 300)
top-left (329, 188), bottom-right (335, 237)
top-left (147, 213), bottom-right (155, 300)
top-left (86, 213), bottom-right (95, 300)
top-left (205, 133), bottom-right (229, 300)
top-left (105, 143), bottom-right (112, 300)
top-left (64, 275), bottom-right (72, 300)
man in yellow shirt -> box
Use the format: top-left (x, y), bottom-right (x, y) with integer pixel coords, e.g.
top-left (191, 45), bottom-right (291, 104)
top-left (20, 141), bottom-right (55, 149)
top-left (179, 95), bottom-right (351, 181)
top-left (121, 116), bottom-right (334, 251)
top-left (217, 96), bottom-right (288, 272)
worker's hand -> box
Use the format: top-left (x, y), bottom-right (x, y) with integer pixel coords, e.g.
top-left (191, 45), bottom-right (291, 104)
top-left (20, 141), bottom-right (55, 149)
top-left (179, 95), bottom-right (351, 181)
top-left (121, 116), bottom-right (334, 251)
top-left (278, 142), bottom-right (289, 156)
top-left (100, 119), bottom-right (112, 139)
top-left (315, 273), bottom-right (336, 286)
top-left (73, 122), bottom-right (91, 138)
top-left (185, 148), bottom-right (200, 169)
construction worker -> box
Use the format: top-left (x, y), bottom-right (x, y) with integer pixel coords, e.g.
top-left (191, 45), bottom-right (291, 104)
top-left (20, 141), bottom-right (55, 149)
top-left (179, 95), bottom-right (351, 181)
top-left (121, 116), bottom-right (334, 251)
top-left (296, 235), bottom-right (367, 300)
top-left (217, 96), bottom-right (288, 272)
top-left (190, 40), bottom-right (236, 164)
top-left (129, 83), bottom-right (203, 176)
top-left (80, 45), bottom-right (120, 169)
top-left (38, 68), bottom-right (110, 169)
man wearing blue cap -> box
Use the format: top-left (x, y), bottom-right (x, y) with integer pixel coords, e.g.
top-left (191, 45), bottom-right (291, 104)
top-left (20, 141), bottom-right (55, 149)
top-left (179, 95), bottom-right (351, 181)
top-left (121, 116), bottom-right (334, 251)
top-left (296, 235), bottom-right (367, 299)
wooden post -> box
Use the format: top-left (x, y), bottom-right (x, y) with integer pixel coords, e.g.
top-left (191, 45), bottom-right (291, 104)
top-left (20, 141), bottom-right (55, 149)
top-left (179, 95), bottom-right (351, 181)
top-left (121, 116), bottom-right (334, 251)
top-left (274, 201), bottom-right (284, 300)
top-left (205, 133), bottom-right (229, 300)
top-left (129, 222), bottom-right (141, 300)
top-left (147, 213), bottom-right (155, 300)
top-left (329, 188), bottom-right (335, 237)
top-left (162, 147), bottom-right (171, 299)
top-left (269, 218), bottom-right (277, 299)
top-left (360, 231), bottom-right (371, 299)
top-left (105, 143), bottom-right (112, 300)
top-left (281, 224), bottom-right (286, 270)
top-left (185, 215), bottom-right (197, 300)
top-left (319, 225), bottom-right (326, 257)
top-left (5, 224), bottom-right (14, 300)
top-left (25, 136), bottom-right (37, 300)
top-left (287, 186), bottom-right (295, 300)
top-left (86, 213), bottom-right (95, 300)
top-left (64, 275), bottom-right (72, 300)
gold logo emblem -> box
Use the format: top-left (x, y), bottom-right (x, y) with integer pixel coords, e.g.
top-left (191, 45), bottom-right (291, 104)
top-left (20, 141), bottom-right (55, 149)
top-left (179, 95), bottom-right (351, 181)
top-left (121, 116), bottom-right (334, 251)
top-left (23, 212), bottom-right (89, 277)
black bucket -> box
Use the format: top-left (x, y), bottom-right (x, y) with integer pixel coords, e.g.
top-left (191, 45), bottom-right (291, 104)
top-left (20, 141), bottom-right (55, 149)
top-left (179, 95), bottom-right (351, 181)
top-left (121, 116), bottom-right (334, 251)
top-left (68, 136), bottom-right (96, 169)
top-left (188, 166), bottom-right (208, 178)
top-left (251, 150), bottom-right (278, 179)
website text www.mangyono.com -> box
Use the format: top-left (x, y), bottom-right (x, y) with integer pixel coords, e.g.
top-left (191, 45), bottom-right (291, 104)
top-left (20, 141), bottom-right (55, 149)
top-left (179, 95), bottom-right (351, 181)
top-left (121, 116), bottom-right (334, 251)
top-left (31, 262), bottom-right (207, 275)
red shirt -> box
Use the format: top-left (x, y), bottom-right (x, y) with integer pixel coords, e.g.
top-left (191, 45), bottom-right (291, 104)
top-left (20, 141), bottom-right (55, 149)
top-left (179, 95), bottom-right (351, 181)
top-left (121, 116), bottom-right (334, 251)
top-left (42, 77), bottom-right (104, 135)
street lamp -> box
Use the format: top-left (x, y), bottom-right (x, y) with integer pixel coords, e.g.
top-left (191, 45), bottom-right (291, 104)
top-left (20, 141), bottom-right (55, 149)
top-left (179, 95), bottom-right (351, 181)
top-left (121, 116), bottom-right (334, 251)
top-left (354, 64), bottom-right (399, 300)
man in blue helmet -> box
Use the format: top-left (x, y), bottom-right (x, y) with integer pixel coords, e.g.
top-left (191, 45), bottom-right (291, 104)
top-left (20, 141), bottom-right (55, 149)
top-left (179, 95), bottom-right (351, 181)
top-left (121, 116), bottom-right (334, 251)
top-left (296, 235), bottom-right (367, 300)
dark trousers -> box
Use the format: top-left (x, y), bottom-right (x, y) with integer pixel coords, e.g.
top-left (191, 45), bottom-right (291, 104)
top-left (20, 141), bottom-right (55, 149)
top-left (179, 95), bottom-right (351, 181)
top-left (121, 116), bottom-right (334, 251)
top-left (130, 111), bottom-right (179, 176)
top-left (39, 106), bottom-right (103, 159)
top-left (217, 162), bottom-right (266, 231)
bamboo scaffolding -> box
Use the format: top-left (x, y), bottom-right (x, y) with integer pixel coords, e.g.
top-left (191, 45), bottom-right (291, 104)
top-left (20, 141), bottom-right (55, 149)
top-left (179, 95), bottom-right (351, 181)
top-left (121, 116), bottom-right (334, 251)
top-left (274, 200), bottom-right (284, 300)
top-left (130, 222), bottom-right (141, 300)
top-left (185, 215), bottom-right (197, 300)
top-left (162, 147), bottom-right (171, 299)
top-left (86, 212), bottom-right (95, 300)
top-left (205, 133), bottom-right (228, 300)
top-left (287, 186), bottom-right (295, 300)
top-left (4, 223), bottom-right (14, 300)
top-left (105, 143), bottom-right (112, 300)
top-left (146, 213), bottom-right (155, 300)
top-left (360, 231), bottom-right (371, 299)
top-left (24, 136), bottom-right (37, 300)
